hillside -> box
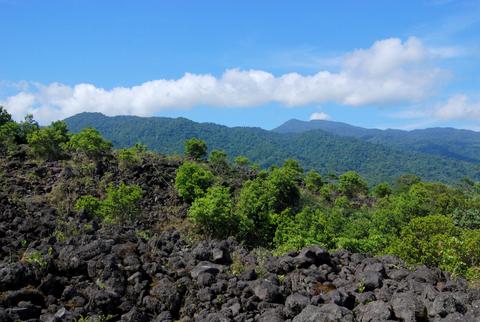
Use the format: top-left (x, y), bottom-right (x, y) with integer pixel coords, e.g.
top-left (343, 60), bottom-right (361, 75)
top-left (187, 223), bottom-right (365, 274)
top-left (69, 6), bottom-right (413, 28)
top-left (1, 107), bottom-right (480, 321)
top-left (65, 112), bottom-right (480, 184)
top-left (274, 119), bottom-right (480, 164)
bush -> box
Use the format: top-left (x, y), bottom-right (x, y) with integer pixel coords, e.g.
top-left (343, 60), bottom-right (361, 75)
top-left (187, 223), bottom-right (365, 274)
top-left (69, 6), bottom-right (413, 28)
top-left (117, 143), bottom-right (147, 171)
top-left (305, 170), bottom-right (323, 193)
top-left (184, 138), bottom-right (207, 160)
top-left (372, 182), bottom-right (392, 198)
top-left (274, 207), bottom-right (332, 253)
top-left (74, 183), bottom-right (143, 224)
top-left (66, 127), bottom-right (112, 160)
top-left (188, 185), bottom-right (236, 238)
top-left (175, 161), bottom-right (215, 203)
top-left (338, 171), bottom-right (368, 198)
top-left (209, 149), bottom-right (229, 174)
top-left (74, 195), bottom-right (101, 217)
top-left (387, 215), bottom-right (459, 268)
top-left (27, 121), bottom-right (69, 160)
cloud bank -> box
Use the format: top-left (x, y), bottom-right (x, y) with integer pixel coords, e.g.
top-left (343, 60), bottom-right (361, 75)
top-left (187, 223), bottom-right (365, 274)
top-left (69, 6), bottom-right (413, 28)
top-left (1, 37), bottom-right (450, 124)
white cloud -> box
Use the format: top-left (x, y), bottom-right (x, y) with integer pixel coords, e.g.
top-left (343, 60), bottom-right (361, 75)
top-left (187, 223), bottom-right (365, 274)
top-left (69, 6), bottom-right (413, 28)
top-left (310, 112), bottom-right (331, 121)
top-left (433, 94), bottom-right (480, 120)
top-left (1, 37), bottom-right (450, 124)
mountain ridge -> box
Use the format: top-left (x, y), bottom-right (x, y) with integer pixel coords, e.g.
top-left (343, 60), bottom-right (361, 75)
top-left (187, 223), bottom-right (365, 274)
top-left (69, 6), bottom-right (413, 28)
top-left (64, 112), bottom-right (480, 184)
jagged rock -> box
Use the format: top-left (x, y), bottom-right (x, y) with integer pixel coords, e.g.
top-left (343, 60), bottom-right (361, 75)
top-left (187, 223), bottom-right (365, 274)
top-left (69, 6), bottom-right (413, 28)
top-left (253, 279), bottom-right (282, 303)
top-left (293, 304), bottom-right (354, 322)
top-left (191, 262), bottom-right (222, 279)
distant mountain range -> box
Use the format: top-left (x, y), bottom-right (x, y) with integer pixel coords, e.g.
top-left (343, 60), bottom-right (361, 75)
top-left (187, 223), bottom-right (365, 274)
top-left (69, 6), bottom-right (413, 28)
top-left (65, 113), bottom-right (480, 184)
top-left (274, 119), bottom-right (480, 164)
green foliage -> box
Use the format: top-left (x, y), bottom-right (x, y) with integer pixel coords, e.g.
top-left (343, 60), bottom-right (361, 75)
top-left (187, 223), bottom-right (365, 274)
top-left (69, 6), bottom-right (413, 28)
top-left (74, 195), bottom-right (101, 217)
top-left (305, 170), bottom-right (323, 193)
top-left (66, 127), bottom-right (112, 160)
top-left (175, 161), bottom-right (215, 203)
top-left (65, 112), bottom-right (480, 185)
top-left (394, 174), bottom-right (421, 193)
top-left (188, 185), bottom-right (236, 238)
top-left (0, 121), bottom-right (21, 154)
top-left (234, 155), bottom-right (250, 167)
top-left (74, 183), bottom-right (143, 224)
top-left (0, 106), bottom-right (12, 126)
top-left (338, 171), bottom-right (368, 198)
top-left (27, 121), bottom-right (70, 160)
top-left (387, 215), bottom-right (459, 268)
top-left (274, 207), bottom-right (332, 253)
top-left (184, 137), bottom-right (207, 160)
top-left (209, 149), bottom-right (229, 174)
top-left (372, 182), bottom-right (392, 198)
top-left (117, 143), bottom-right (147, 171)
top-left (451, 208), bottom-right (480, 230)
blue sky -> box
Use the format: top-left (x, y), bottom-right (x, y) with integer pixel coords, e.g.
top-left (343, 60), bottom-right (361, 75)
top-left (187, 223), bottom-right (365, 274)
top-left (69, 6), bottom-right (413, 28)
top-left (1, 0), bottom-right (480, 129)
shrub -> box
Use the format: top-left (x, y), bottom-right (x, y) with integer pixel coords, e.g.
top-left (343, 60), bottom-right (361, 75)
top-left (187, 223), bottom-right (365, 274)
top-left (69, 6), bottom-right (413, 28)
top-left (66, 127), bottom-right (112, 160)
top-left (100, 183), bottom-right (143, 223)
top-left (387, 215), bottom-right (459, 268)
top-left (27, 121), bottom-right (69, 160)
top-left (188, 185), bottom-right (236, 238)
top-left (338, 171), bottom-right (368, 198)
top-left (175, 161), bottom-right (215, 203)
top-left (372, 182), bottom-right (392, 198)
top-left (74, 183), bottom-right (143, 224)
top-left (274, 207), bottom-right (332, 253)
top-left (184, 137), bottom-right (207, 160)
top-left (208, 149), bottom-right (229, 174)
top-left (74, 195), bottom-right (101, 217)
top-left (117, 143), bottom-right (147, 171)
top-left (305, 170), bottom-right (323, 193)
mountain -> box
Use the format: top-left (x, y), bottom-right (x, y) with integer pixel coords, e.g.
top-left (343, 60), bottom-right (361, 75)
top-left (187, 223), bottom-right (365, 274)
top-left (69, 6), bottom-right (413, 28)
top-left (64, 112), bottom-right (480, 184)
top-left (274, 119), bottom-right (480, 163)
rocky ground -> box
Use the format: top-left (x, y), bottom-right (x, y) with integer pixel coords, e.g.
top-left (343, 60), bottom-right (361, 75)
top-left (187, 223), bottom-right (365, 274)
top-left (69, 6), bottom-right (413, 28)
top-left (0, 153), bottom-right (479, 321)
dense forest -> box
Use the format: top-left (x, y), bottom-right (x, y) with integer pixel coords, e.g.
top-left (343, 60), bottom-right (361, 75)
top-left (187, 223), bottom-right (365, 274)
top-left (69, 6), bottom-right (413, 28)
top-left (274, 119), bottom-right (480, 164)
top-left (1, 106), bottom-right (480, 320)
top-left (65, 112), bottom-right (480, 185)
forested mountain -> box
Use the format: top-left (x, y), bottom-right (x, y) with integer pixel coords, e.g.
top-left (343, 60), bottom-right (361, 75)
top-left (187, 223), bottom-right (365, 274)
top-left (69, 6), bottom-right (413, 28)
top-left (65, 112), bottom-right (480, 184)
top-left (274, 119), bottom-right (480, 163)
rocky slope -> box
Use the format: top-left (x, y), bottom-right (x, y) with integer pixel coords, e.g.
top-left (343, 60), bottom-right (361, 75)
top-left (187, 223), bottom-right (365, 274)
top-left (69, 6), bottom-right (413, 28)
top-left (0, 152), bottom-right (479, 321)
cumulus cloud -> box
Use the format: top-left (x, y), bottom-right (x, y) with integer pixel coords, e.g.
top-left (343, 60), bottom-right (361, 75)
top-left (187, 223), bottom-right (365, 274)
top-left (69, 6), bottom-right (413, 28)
top-left (310, 112), bottom-right (331, 121)
top-left (0, 37), bottom-right (450, 124)
top-left (433, 94), bottom-right (480, 120)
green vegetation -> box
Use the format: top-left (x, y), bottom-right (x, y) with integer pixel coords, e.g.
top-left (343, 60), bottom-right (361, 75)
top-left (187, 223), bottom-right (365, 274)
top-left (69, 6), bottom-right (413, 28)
top-left (184, 137), bottom-right (207, 160)
top-left (64, 112), bottom-right (480, 184)
top-left (171, 138), bottom-right (480, 281)
top-left (175, 161), bottom-right (214, 203)
top-left (66, 127), bottom-right (113, 161)
top-left (75, 183), bottom-right (143, 224)
top-left (1, 106), bottom-right (479, 284)
top-left (27, 121), bottom-right (70, 160)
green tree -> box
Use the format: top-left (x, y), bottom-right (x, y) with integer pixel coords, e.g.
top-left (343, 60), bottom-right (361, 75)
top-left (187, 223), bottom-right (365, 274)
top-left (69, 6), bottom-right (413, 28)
top-left (338, 171), bottom-right (368, 198)
top-left (305, 170), bottom-right (323, 193)
top-left (66, 127), bottom-right (112, 161)
top-left (188, 185), bottom-right (236, 238)
top-left (234, 156), bottom-right (250, 168)
top-left (209, 149), bottom-right (229, 174)
top-left (388, 215), bottom-right (459, 268)
top-left (236, 178), bottom-right (276, 246)
top-left (117, 143), bottom-right (147, 171)
top-left (184, 138), bottom-right (207, 160)
top-left (372, 182), bottom-right (392, 198)
top-left (0, 106), bottom-right (12, 126)
top-left (27, 121), bottom-right (69, 160)
top-left (175, 161), bottom-right (215, 202)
